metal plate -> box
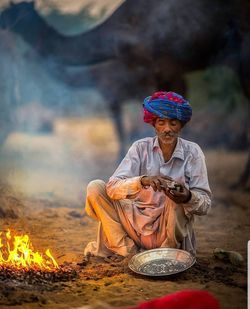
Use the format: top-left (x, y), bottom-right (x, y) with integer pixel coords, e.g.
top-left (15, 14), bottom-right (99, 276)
top-left (128, 248), bottom-right (195, 276)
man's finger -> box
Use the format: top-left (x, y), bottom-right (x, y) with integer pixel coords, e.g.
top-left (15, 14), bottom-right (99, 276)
top-left (155, 179), bottom-right (162, 191)
top-left (170, 190), bottom-right (184, 197)
top-left (158, 178), bottom-right (168, 190)
top-left (151, 181), bottom-right (157, 191)
top-left (164, 189), bottom-right (175, 200)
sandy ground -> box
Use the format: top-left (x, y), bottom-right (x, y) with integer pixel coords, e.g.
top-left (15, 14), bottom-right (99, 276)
top-left (0, 117), bottom-right (249, 309)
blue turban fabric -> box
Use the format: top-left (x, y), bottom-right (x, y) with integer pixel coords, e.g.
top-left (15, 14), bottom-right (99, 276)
top-left (143, 91), bottom-right (192, 123)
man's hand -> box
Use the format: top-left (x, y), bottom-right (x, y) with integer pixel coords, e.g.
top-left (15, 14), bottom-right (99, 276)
top-left (141, 175), bottom-right (174, 192)
top-left (141, 176), bottom-right (191, 204)
top-left (164, 182), bottom-right (191, 204)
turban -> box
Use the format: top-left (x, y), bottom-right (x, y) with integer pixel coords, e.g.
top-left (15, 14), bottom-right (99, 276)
top-left (143, 91), bottom-right (192, 124)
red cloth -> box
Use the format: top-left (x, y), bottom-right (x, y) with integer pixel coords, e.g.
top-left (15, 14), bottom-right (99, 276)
top-left (143, 107), bottom-right (158, 124)
top-left (150, 91), bottom-right (186, 103)
top-left (127, 290), bottom-right (220, 309)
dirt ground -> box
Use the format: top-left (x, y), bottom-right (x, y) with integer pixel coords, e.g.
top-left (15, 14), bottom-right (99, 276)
top-left (0, 117), bottom-right (249, 309)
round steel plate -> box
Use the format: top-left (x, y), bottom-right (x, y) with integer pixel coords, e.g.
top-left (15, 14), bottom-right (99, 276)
top-left (128, 248), bottom-right (195, 276)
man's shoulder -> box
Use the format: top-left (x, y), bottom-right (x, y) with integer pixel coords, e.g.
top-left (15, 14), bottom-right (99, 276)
top-left (179, 138), bottom-right (204, 157)
top-left (132, 136), bottom-right (155, 147)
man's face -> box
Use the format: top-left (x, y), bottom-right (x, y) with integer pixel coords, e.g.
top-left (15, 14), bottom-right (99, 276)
top-left (154, 118), bottom-right (182, 145)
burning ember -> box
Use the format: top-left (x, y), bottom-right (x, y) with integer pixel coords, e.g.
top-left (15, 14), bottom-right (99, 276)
top-left (0, 229), bottom-right (59, 271)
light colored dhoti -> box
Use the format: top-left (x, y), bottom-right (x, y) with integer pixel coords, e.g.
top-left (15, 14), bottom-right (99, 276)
top-left (84, 180), bottom-right (189, 257)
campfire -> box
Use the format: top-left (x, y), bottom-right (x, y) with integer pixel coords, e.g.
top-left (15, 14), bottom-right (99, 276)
top-left (0, 229), bottom-right (59, 271)
top-left (0, 229), bottom-right (77, 283)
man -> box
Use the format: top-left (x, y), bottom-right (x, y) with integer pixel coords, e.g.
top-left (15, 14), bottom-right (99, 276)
top-left (84, 91), bottom-right (211, 258)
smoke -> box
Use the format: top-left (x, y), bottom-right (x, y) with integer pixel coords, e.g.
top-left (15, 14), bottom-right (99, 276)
top-left (0, 1), bottom-right (123, 203)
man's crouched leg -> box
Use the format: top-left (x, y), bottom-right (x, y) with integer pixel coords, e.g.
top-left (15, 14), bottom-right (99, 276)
top-left (84, 179), bottom-right (138, 258)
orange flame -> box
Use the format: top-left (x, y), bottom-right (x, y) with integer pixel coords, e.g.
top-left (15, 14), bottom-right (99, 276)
top-left (0, 229), bottom-right (59, 271)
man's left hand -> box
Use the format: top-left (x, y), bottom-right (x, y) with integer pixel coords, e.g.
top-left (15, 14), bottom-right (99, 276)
top-left (163, 182), bottom-right (191, 204)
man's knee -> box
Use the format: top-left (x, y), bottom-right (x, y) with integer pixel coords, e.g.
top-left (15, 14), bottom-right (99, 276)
top-left (85, 180), bottom-right (106, 219)
top-left (86, 179), bottom-right (106, 197)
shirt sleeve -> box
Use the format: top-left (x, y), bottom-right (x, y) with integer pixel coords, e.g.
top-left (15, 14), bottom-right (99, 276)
top-left (183, 150), bottom-right (212, 217)
top-left (106, 142), bottom-right (143, 200)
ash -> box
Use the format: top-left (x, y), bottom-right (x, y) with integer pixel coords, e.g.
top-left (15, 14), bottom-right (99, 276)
top-left (0, 264), bottom-right (78, 285)
top-left (139, 259), bottom-right (189, 275)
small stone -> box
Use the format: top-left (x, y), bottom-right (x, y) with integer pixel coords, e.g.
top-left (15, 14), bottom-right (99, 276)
top-left (213, 248), bottom-right (244, 266)
top-left (68, 210), bottom-right (82, 218)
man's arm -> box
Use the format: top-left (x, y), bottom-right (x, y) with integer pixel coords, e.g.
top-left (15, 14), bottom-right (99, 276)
top-left (182, 154), bottom-right (212, 217)
top-left (183, 188), bottom-right (211, 216)
top-left (106, 142), bottom-right (143, 200)
top-left (160, 151), bottom-right (211, 217)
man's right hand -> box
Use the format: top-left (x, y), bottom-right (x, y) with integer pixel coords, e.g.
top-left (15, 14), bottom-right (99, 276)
top-left (141, 175), bottom-right (173, 192)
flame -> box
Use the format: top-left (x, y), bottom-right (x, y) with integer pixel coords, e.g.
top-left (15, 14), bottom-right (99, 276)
top-left (0, 229), bottom-right (59, 271)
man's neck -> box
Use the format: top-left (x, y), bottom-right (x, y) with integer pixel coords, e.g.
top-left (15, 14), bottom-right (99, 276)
top-left (158, 137), bottom-right (178, 162)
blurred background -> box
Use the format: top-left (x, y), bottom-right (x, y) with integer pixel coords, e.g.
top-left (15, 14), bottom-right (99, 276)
top-left (0, 0), bottom-right (249, 205)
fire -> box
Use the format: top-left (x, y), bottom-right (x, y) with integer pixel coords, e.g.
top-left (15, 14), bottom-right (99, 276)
top-left (0, 229), bottom-right (59, 271)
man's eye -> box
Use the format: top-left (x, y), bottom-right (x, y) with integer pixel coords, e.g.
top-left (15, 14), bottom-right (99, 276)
top-left (170, 121), bottom-right (177, 126)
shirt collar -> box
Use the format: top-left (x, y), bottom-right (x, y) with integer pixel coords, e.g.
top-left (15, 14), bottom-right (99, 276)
top-left (152, 136), bottom-right (184, 161)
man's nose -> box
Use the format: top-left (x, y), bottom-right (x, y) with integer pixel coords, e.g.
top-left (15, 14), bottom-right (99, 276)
top-left (163, 123), bottom-right (171, 132)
